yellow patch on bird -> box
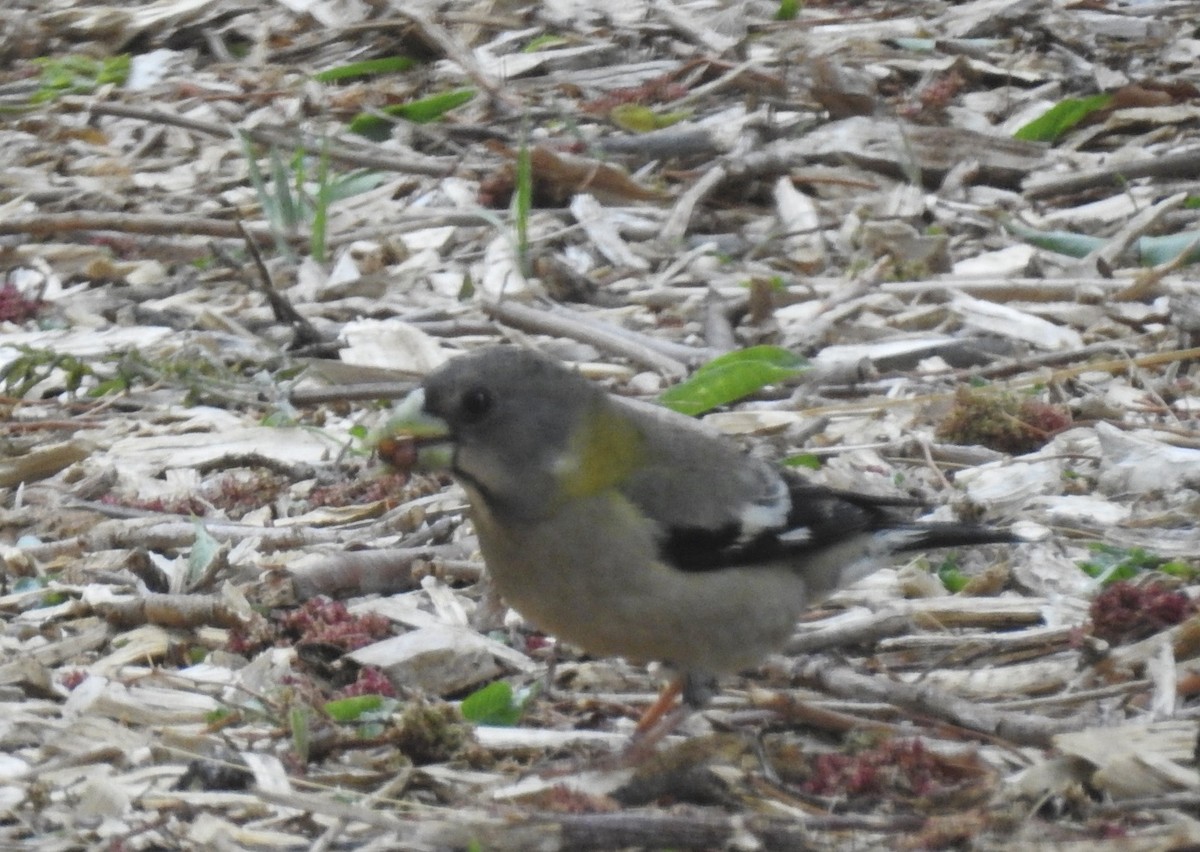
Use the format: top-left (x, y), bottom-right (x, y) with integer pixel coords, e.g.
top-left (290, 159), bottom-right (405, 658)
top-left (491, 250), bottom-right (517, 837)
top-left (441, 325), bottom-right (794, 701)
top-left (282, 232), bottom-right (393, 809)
top-left (556, 402), bottom-right (644, 500)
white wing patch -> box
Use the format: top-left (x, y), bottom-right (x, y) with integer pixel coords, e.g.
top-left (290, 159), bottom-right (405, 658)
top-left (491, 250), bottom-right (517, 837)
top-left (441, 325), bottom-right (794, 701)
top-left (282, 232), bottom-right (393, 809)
top-left (777, 526), bottom-right (813, 545)
top-left (734, 475), bottom-right (791, 541)
top-left (870, 528), bottom-right (928, 556)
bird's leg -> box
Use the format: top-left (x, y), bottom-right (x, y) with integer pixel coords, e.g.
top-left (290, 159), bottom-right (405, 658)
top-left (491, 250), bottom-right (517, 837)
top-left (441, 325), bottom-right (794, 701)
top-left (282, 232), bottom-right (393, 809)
top-left (621, 672), bottom-right (717, 763)
top-left (634, 677), bottom-right (683, 736)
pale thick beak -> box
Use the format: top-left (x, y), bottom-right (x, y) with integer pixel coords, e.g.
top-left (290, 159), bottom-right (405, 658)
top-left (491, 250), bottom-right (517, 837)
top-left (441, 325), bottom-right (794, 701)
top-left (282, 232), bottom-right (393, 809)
top-left (373, 388), bottom-right (455, 471)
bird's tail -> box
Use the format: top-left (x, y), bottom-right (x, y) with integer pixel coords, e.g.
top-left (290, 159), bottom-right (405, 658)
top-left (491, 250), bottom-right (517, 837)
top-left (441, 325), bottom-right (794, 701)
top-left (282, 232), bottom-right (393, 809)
top-left (804, 523), bottom-right (1019, 601)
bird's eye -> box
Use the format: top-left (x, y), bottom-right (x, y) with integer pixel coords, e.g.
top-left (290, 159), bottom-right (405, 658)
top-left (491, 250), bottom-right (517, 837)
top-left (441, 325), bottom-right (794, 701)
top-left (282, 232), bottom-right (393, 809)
top-left (459, 387), bottom-right (493, 423)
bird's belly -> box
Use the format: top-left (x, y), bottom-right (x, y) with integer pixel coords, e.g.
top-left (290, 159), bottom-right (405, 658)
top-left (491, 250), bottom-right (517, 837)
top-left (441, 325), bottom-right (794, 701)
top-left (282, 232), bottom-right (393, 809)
top-left (471, 496), bottom-right (808, 673)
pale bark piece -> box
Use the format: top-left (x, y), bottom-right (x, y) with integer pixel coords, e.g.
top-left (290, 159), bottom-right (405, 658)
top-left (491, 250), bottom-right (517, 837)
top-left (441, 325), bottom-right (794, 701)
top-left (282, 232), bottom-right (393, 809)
top-left (103, 426), bottom-right (345, 475)
top-left (338, 318), bottom-right (451, 374)
top-left (786, 116), bottom-right (1046, 186)
top-left (348, 624), bottom-right (533, 695)
top-left (570, 194), bottom-right (650, 271)
top-left (1054, 721), bottom-right (1200, 799)
top-left (950, 291), bottom-right (1084, 350)
top-left (1095, 421), bottom-right (1200, 494)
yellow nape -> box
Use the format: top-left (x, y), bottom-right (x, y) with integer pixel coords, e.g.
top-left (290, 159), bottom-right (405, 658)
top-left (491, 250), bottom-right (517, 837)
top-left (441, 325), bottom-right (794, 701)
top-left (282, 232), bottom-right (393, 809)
top-left (557, 403), bottom-right (644, 499)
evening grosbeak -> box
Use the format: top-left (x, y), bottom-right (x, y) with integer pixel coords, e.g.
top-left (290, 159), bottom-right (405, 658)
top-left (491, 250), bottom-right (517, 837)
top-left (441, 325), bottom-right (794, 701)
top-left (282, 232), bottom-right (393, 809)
top-left (376, 346), bottom-right (1015, 744)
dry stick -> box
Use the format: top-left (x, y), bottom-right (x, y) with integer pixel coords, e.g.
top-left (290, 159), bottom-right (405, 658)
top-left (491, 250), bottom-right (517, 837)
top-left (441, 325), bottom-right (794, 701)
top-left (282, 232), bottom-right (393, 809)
top-left (803, 344), bottom-right (1200, 419)
top-left (950, 338), bottom-right (1143, 381)
top-left (995, 679), bottom-right (1151, 711)
top-left (95, 592), bottom-right (248, 630)
top-left (1113, 230), bottom-right (1200, 302)
top-left (481, 299), bottom-right (699, 376)
top-left (792, 657), bottom-right (1077, 747)
top-left (1024, 145), bottom-right (1200, 199)
top-left (18, 518), bottom-right (348, 561)
top-left (235, 221), bottom-right (324, 347)
top-left (252, 787), bottom-right (920, 850)
top-left (286, 547), bottom-right (461, 601)
top-left (881, 276), bottom-right (1141, 302)
top-left (557, 811), bottom-right (924, 851)
top-left (1073, 190), bottom-right (1189, 276)
top-left (787, 610), bottom-right (914, 654)
top-left (660, 163), bottom-right (728, 245)
top-left (290, 381), bottom-right (420, 406)
top-left (651, 0), bottom-right (738, 54)
top-left (0, 212), bottom-right (273, 242)
top-left (87, 101), bottom-right (454, 177)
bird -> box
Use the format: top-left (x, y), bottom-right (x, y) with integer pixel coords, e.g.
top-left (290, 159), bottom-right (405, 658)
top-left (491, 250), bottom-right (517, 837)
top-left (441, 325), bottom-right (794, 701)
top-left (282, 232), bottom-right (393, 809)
top-left (375, 345), bottom-right (1017, 750)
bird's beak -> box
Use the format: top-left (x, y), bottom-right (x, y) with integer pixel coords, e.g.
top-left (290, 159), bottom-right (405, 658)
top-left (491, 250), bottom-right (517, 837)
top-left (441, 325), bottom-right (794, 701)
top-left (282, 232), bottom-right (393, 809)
top-left (373, 388), bottom-right (455, 471)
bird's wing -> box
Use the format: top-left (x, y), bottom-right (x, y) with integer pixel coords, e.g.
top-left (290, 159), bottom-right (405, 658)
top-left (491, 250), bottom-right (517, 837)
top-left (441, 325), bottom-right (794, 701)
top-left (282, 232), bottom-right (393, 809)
top-left (612, 397), bottom-right (1014, 579)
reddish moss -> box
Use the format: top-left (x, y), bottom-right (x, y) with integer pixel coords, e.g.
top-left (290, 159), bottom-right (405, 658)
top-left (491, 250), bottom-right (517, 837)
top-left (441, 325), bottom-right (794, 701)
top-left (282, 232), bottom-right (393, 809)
top-left (99, 468), bottom-right (288, 520)
top-left (335, 666), bottom-right (396, 699)
top-left (307, 470), bottom-right (410, 508)
top-left (279, 596), bottom-right (393, 651)
top-left (59, 669), bottom-right (87, 690)
top-left (0, 281), bottom-right (44, 323)
top-left (1089, 581), bottom-right (1194, 644)
top-left (227, 596), bottom-right (393, 656)
top-left (936, 387), bottom-right (1071, 454)
top-left (99, 492), bottom-right (210, 516)
top-left (203, 469), bottom-right (288, 518)
top-left (800, 738), bottom-right (969, 801)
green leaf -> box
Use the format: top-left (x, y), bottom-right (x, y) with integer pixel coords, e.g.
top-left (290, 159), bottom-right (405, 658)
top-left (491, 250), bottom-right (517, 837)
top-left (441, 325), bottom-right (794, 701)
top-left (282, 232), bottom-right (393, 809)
top-left (937, 558), bottom-right (969, 593)
top-left (290, 706), bottom-right (311, 763)
top-left (1006, 218), bottom-right (1200, 268)
top-left (460, 681), bottom-right (531, 726)
top-left (268, 146), bottom-right (300, 230)
top-left (348, 88), bottom-right (476, 139)
top-left (513, 139), bottom-right (532, 277)
top-left (457, 273), bottom-right (475, 300)
top-left (1161, 560), bottom-right (1199, 580)
top-left (186, 520), bottom-right (221, 590)
top-left (775, 0), bottom-right (801, 20)
top-left (31, 54), bottom-right (130, 103)
top-left (659, 346), bottom-right (808, 416)
top-left (523, 35), bottom-right (570, 52)
top-left (324, 694), bottom-right (385, 722)
top-left (325, 169), bottom-right (389, 203)
top-left (313, 56), bottom-right (416, 83)
top-left (1135, 232), bottom-right (1200, 267)
top-left (783, 453), bottom-right (822, 470)
top-left (610, 104), bottom-right (691, 133)
top-left (1001, 218), bottom-right (1102, 258)
top-left (890, 37), bottom-right (936, 51)
top-left (1076, 543), bottom-right (1197, 585)
top-left (311, 141), bottom-right (331, 261)
top-left (206, 706), bottom-right (236, 725)
top-left (12, 576), bottom-right (44, 594)
top-left (1014, 93), bottom-right (1112, 143)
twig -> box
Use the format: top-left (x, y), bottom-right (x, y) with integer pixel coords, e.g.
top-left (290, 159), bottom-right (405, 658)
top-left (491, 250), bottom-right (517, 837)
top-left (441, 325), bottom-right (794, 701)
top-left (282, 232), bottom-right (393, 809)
top-left (1024, 145), bottom-right (1200, 199)
top-left (1113, 230), bottom-right (1200, 301)
top-left (660, 163), bottom-right (727, 245)
top-left (792, 657), bottom-right (1079, 747)
top-left (482, 299), bottom-right (702, 376)
top-left (290, 381), bottom-right (419, 406)
top-left (236, 221), bottom-right (324, 348)
top-left (0, 212), bottom-right (275, 242)
top-left (787, 610), bottom-right (914, 654)
top-left (285, 546), bottom-right (463, 601)
top-left (1073, 191), bottom-right (1189, 276)
top-left (86, 101), bottom-right (454, 177)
